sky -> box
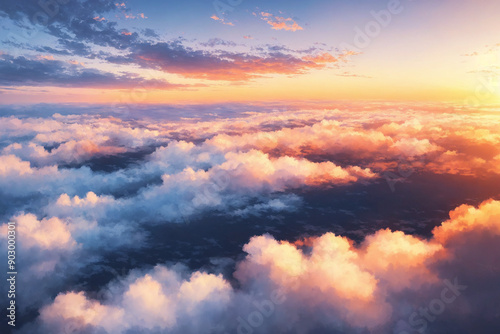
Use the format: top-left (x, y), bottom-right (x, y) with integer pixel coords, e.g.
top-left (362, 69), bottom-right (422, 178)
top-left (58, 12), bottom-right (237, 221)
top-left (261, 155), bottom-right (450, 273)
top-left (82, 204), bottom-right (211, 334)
top-left (0, 0), bottom-right (499, 104)
top-left (1, 2), bottom-right (500, 334)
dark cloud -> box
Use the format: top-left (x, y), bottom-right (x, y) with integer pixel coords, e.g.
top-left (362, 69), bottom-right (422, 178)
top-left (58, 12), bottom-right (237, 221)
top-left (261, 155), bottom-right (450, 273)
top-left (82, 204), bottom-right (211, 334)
top-left (200, 38), bottom-right (238, 48)
top-left (56, 38), bottom-right (92, 57)
top-left (0, 54), bottom-right (184, 89)
top-left (142, 28), bottom-right (159, 38)
top-left (104, 41), bottom-right (348, 81)
top-left (33, 45), bottom-right (72, 55)
top-left (0, 2), bottom-right (357, 83)
top-left (0, 0), bottom-right (138, 57)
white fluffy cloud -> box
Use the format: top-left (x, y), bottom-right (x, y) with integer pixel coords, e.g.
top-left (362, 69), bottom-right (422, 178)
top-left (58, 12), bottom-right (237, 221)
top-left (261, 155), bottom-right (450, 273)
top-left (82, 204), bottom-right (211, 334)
top-left (24, 199), bottom-right (500, 334)
top-left (38, 266), bottom-right (233, 334)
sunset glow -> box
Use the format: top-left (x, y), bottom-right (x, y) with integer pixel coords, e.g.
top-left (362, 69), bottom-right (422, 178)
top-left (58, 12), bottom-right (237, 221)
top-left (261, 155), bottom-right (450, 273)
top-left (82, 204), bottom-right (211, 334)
top-left (0, 1), bottom-right (499, 334)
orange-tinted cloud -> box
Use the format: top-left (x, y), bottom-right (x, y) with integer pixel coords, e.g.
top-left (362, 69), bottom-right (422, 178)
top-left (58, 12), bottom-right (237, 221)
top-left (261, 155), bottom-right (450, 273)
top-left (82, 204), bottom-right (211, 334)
top-left (33, 198), bottom-right (500, 333)
top-left (128, 44), bottom-right (352, 81)
top-left (433, 199), bottom-right (500, 243)
top-left (67, 60), bottom-right (85, 66)
top-left (210, 15), bottom-right (234, 26)
top-left (39, 267), bottom-right (232, 333)
top-left (258, 11), bottom-right (304, 32)
top-left (38, 55), bottom-right (55, 60)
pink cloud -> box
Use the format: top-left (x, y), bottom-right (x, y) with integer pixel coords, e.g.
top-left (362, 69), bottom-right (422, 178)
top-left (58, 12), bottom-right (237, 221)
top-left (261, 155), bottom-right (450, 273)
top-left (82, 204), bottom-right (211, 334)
top-left (258, 11), bottom-right (304, 31)
top-left (33, 198), bottom-right (500, 333)
top-left (210, 15), bottom-right (234, 26)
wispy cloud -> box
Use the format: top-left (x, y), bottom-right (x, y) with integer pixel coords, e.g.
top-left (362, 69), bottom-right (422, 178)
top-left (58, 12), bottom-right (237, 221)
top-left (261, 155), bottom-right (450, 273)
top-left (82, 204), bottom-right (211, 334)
top-left (0, 54), bottom-right (186, 89)
top-left (0, 104), bottom-right (500, 333)
top-left (256, 11), bottom-right (304, 31)
top-left (210, 14), bottom-right (234, 26)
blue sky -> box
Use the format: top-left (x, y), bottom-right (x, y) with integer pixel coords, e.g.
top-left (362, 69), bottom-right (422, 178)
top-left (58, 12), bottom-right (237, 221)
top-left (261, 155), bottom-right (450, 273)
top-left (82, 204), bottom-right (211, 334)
top-left (0, 0), bottom-right (499, 103)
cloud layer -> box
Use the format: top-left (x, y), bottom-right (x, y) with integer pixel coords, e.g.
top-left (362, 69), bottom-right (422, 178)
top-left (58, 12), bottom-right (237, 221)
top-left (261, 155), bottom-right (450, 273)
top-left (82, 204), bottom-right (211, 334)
top-left (0, 103), bottom-right (499, 333)
top-left (15, 198), bottom-right (500, 334)
top-left (0, 0), bottom-right (355, 87)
